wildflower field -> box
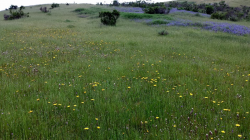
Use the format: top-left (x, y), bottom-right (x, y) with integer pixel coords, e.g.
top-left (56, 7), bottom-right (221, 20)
top-left (0, 3), bottom-right (250, 139)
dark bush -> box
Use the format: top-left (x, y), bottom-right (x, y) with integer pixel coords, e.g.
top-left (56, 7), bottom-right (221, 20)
top-left (74, 8), bottom-right (85, 12)
top-left (144, 7), bottom-right (156, 14)
top-left (144, 6), bottom-right (166, 14)
top-left (99, 10), bottom-right (120, 26)
top-left (206, 5), bottom-right (214, 14)
top-left (4, 14), bottom-right (10, 20)
top-left (113, 0), bottom-right (119, 6)
top-left (40, 7), bottom-right (49, 13)
top-left (51, 3), bottom-right (59, 9)
top-left (66, 3), bottom-right (69, 6)
top-left (9, 5), bottom-right (18, 10)
top-left (112, 10), bottom-right (120, 20)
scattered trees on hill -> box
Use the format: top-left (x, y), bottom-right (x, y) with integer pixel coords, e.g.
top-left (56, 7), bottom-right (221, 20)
top-left (165, 1), bottom-right (250, 21)
top-left (118, 1), bottom-right (250, 21)
top-left (3, 5), bottom-right (29, 20)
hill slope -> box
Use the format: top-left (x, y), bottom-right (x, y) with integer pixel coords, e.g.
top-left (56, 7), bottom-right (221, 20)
top-left (0, 3), bottom-right (250, 139)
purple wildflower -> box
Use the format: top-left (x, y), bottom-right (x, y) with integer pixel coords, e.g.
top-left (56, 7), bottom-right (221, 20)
top-left (167, 20), bottom-right (250, 35)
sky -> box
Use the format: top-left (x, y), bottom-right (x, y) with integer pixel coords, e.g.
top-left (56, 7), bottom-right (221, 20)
top-left (0, 0), bottom-right (171, 11)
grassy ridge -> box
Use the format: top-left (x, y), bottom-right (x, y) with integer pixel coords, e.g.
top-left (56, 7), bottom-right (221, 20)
top-left (0, 4), bottom-right (250, 139)
top-left (177, 0), bottom-right (250, 7)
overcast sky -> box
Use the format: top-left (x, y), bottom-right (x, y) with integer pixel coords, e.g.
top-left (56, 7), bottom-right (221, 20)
top-left (0, 0), bottom-right (171, 11)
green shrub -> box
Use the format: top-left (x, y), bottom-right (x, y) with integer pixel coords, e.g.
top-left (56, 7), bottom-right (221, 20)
top-left (74, 8), bottom-right (85, 12)
top-left (211, 12), bottom-right (227, 20)
top-left (67, 25), bottom-right (75, 28)
top-left (148, 20), bottom-right (169, 25)
top-left (99, 10), bottom-right (120, 26)
top-left (194, 13), bottom-right (201, 17)
top-left (229, 16), bottom-right (239, 21)
top-left (122, 13), bottom-right (153, 19)
top-left (74, 7), bottom-right (105, 15)
top-left (158, 30), bottom-right (169, 36)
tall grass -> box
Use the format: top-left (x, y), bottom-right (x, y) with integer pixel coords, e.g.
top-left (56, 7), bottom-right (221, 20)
top-left (0, 4), bottom-right (250, 139)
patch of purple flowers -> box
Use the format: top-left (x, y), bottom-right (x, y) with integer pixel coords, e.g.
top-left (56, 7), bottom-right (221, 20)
top-left (167, 20), bottom-right (250, 36)
top-left (114, 7), bottom-right (144, 13)
top-left (169, 8), bottom-right (210, 17)
top-left (203, 21), bottom-right (250, 35)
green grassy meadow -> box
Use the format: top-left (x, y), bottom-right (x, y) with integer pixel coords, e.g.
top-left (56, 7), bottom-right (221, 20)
top-left (0, 3), bottom-right (250, 139)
